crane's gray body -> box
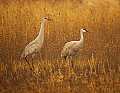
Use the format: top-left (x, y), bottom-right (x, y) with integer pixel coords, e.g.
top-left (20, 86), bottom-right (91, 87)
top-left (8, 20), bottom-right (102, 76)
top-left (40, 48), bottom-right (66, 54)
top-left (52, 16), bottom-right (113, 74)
top-left (61, 29), bottom-right (87, 60)
top-left (21, 40), bottom-right (43, 58)
top-left (21, 18), bottom-right (48, 59)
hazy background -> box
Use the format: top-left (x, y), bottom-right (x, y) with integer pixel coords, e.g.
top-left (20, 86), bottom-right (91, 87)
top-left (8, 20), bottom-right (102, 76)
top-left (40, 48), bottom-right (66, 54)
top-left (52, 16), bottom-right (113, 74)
top-left (0, 0), bottom-right (120, 62)
top-left (0, 0), bottom-right (120, 93)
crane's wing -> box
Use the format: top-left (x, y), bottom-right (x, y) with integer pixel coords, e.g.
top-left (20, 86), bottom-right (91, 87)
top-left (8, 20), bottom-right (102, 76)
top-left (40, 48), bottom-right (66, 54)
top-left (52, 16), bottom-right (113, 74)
top-left (21, 40), bottom-right (42, 58)
top-left (72, 41), bottom-right (83, 52)
top-left (64, 41), bottom-right (78, 49)
top-left (25, 40), bottom-right (36, 50)
top-left (72, 45), bottom-right (80, 52)
top-left (61, 41), bottom-right (78, 56)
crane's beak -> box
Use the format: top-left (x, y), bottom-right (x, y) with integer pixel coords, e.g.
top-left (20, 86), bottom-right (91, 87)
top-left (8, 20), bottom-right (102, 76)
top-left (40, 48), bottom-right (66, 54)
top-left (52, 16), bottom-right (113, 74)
top-left (47, 18), bottom-right (52, 21)
top-left (85, 30), bottom-right (89, 33)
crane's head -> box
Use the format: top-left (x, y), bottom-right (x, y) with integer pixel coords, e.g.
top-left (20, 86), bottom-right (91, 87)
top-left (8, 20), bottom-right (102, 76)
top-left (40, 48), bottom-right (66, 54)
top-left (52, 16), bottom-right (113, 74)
top-left (80, 28), bottom-right (88, 33)
top-left (42, 17), bottom-right (52, 22)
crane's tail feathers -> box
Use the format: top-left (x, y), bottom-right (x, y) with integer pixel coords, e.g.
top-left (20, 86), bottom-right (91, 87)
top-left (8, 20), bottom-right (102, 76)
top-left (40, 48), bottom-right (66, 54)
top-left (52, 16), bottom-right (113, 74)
top-left (61, 54), bottom-right (67, 61)
top-left (20, 51), bottom-right (25, 59)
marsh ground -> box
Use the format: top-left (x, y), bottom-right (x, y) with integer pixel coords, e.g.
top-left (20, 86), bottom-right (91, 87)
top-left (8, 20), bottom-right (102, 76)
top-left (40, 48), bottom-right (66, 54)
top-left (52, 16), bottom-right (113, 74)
top-left (0, 0), bottom-right (120, 93)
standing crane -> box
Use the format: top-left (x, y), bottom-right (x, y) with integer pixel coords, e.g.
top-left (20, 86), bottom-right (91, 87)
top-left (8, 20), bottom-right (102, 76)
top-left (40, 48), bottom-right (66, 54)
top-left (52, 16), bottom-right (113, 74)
top-left (61, 28), bottom-right (88, 73)
top-left (20, 17), bottom-right (50, 70)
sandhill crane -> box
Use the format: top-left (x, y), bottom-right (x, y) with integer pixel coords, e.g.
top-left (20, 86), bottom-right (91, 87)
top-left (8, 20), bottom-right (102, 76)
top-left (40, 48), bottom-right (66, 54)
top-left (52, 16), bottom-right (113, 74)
top-left (61, 28), bottom-right (88, 72)
top-left (20, 17), bottom-right (50, 70)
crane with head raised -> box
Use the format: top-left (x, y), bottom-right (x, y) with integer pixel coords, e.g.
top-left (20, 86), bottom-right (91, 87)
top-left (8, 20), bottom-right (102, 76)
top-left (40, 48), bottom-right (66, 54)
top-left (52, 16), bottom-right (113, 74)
top-left (20, 17), bottom-right (50, 70)
top-left (61, 28), bottom-right (88, 72)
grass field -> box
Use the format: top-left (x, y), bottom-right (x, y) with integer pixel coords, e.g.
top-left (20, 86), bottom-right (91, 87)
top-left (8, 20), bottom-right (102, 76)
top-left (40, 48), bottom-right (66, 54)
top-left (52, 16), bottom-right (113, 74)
top-left (0, 0), bottom-right (120, 93)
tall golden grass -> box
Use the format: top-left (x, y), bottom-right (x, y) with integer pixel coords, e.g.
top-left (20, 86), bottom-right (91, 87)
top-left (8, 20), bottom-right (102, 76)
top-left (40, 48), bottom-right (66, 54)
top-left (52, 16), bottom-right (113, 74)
top-left (0, 0), bottom-right (120, 93)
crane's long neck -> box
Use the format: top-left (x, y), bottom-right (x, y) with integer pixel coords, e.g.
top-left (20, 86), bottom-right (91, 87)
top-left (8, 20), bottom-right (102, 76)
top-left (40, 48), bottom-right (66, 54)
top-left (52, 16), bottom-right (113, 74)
top-left (35, 21), bottom-right (45, 41)
top-left (77, 31), bottom-right (84, 46)
top-left (80, 31), bottom-right (84, 42)
top-left (74, 31), bottom-right (84, 50)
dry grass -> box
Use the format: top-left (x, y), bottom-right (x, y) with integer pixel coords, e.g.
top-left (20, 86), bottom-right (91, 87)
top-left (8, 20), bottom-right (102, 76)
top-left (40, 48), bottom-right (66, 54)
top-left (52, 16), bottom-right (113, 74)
top-left (0, 0), bottom-right (120, 93)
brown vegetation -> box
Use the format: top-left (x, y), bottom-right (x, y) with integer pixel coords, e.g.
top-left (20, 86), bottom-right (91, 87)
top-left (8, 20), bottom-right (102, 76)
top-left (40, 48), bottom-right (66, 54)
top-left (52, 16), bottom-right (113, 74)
top-left (0, 0), bottom-right (120, 93)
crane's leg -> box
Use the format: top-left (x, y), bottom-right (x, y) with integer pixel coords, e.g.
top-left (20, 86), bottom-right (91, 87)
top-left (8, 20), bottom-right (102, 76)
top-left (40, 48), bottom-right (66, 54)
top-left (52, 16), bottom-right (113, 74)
top-left (71, 59), bottom-right (77, 78)
top-left (71, 60), bottom-right (75, 74)
top-left (68, 57), bottom-right (75, 92)
top-left (32, 54), bottom-right (35, 69)
top-left (38, 52), bottom-right (40, 60)
top-left (63, 56), bottom-right (67, 61)
top-left (24, 57), bottom-right (33, 71)
top-left (71, 60), bottom-right (74, 71)
top-left (68, 57), bottom-right (72, 76)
